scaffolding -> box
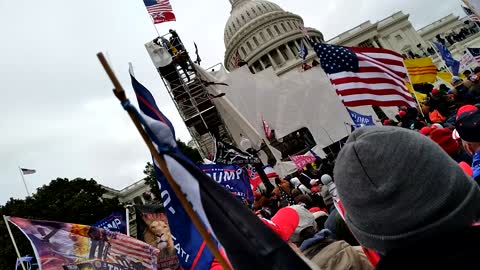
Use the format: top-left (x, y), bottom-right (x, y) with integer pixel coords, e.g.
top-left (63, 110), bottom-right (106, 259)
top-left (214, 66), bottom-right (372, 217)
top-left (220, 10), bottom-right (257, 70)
top-left (146, 31), bottom-right (234, 158)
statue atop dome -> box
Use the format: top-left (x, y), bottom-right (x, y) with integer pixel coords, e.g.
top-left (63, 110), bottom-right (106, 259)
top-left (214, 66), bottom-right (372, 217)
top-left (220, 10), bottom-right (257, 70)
top-left (229, 0), bottom-right (251, 9)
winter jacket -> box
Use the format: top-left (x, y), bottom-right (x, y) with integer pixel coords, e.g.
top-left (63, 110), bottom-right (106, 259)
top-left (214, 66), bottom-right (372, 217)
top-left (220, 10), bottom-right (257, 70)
top-left (320, 185), bottom-right (333, 209)
top-left (451, 148), bottom-right (473, 164)
top-left (303, 236), bottom-right (373, 270)
top-left (376, 225), bottom-right (480, 270)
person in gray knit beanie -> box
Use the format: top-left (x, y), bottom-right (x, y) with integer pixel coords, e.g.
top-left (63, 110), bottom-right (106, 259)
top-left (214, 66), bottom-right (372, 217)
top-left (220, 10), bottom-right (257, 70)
top-left (334, 126), bottom-right (480, 256)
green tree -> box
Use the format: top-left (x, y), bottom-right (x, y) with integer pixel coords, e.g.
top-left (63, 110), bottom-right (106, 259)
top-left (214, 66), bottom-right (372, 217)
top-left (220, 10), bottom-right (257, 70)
top-left (0, 178), bottom-right (121, 269)
top-left (177, 140), bottom-right (202, 163)
top-left (144, 139), bottom-right (202, 199)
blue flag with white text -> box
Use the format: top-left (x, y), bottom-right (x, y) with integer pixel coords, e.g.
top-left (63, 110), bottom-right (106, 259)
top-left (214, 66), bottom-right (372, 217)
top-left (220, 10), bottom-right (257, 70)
top-left (199, 164), bottom-right (254, 204)
top-left (347, 108), bottom-right (375, 127)
top-left (92, 212), bottom-right (127, 234)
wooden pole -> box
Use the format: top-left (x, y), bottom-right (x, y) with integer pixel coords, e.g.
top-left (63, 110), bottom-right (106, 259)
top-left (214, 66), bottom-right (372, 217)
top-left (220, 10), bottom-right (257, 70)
top-left (3, 216), bottom-right (27, 270)
top-left (96, 53), bottom-right (231, 270)
top-left (403, 64), bottom-right (426, 118)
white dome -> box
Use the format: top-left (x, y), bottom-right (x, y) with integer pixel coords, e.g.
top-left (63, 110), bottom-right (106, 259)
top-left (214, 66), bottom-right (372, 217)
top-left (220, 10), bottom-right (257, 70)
top-left (223, 0), bottom-right (324, 74)
top-left (224, 0), bottom-right (283, 46)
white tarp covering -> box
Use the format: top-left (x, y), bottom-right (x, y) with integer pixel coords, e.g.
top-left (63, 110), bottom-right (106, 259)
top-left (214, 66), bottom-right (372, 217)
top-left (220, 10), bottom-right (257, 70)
top-left (195, 64), bottom-right (381, 173)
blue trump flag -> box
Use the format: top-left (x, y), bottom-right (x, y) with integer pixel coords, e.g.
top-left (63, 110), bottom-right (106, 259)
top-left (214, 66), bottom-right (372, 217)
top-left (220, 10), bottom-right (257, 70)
top-left (347, 108), bottom-right (375, 127)
top-left (432, 41), bottom-right (460, 76)
top-left (128, 73), bottom-right (311, 270)
top-left (131, 73), bottom-right (215, 270)
top-left (92, 212), bottom-right (127, 234)
top-left (199, 164), bottom-right (254, 204)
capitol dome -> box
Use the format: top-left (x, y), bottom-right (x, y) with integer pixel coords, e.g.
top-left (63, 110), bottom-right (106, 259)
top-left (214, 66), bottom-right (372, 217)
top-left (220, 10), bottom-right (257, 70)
top-left (224, 0), bottom-right (324, 75)
top-left (224, 0), bottom-right (283, 46)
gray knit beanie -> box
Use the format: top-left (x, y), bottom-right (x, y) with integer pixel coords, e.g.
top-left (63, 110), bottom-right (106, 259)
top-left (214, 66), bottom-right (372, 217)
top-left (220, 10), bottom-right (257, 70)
top-left (334, 126), bottom-right (480, 253)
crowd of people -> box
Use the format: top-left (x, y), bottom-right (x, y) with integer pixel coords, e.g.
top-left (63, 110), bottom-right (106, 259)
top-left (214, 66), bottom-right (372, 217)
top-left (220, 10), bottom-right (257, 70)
top-left (247, 68), bottom-right (480, 269)
top-left (435, 21), bottom-right (480, 48)
top-left (381, 68), bottom-right (480, 182)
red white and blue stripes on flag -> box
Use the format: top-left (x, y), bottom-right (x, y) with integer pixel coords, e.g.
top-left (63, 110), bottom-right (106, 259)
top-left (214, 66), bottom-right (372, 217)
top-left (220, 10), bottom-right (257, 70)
top-left (129, 74), bottom-right (311, 270)
top-left (314, 43), bottom-right (416, 108)
top-left (143, 0), bottom-right (176, 24)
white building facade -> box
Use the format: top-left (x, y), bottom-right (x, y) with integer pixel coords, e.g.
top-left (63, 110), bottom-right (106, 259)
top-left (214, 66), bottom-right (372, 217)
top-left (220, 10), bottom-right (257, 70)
top-left (224, 0), bottom-right (323, 75)
top-left (102, 179), bottom-right (155, 237)
top-left (329, 11), bottom-right (480, 70)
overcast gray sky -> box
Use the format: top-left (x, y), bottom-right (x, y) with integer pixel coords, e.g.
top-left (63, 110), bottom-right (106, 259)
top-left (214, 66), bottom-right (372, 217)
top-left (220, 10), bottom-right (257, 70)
top-left (0, 0), bottom-right (463, 204)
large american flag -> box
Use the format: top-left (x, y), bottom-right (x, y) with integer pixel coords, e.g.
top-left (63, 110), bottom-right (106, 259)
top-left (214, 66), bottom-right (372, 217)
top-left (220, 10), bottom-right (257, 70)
top-left (463, 5), bottom-right (480, 23)
top-left (143, 0), bottom-right (176, 24)
top-left (314, 43), bottom-right (416, 107)
top-left (467, 47), bottom-right (480, 64)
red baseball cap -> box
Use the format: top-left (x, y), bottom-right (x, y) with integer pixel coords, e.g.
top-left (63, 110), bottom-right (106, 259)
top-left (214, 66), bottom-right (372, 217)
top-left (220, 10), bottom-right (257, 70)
top-left (432, 89), bottom-right (440, 95)
top-left (456, 105), bottom-right (478, 120)
top-left (399, 111), bottom-right (407, 118)
top-left (262, 207), bottom-right (300, 241)
top-left (419, 126), bottom-right (432, 136)
top-left (453, 105), bottom-right (479, 140)
top-left (429, 128), bottom-right (459, 155)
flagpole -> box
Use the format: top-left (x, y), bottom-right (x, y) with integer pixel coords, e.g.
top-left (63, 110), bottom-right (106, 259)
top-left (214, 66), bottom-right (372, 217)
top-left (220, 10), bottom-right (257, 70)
top-left (3, 216), bottom-right (27, 270)
top-left (142, 7), bottom-right (162, 37)
top-left (18, 167), bottom-right (31, 197)
top-left (96, 53), bottom-right (231, 270)
top-left (431, 42), bottom-right (454, 76)
top-left (403, 65), bottom-right (426, 118)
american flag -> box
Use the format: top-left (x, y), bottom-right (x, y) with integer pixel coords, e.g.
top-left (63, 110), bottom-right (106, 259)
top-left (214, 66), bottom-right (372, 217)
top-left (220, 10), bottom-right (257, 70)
top-left (20, 168), bottom-right (36, 175)
top-left (467, 48), bottom-right (480, 64)
top-left (262, 116), bottom-right (273, 140)
top-left (233, 50), bottom-right (243, 68)
top-left (463, 5), bottom-right (480, 22)
top-left (107, 234), bottom-right (159, 269)
top-left (314, 43), bottom-right (416, 107)
top-left (143, 0), bottom-right (176, 24)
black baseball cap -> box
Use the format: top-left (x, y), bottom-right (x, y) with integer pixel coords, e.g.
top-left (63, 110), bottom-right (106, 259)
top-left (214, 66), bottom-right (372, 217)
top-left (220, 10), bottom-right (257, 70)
top-left (456, 110), bottom-right (480, 142)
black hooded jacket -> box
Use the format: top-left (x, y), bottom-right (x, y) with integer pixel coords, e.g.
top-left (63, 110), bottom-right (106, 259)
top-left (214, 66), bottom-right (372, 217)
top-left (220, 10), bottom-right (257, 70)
top-left (377, 226), bottom-right (480, 270)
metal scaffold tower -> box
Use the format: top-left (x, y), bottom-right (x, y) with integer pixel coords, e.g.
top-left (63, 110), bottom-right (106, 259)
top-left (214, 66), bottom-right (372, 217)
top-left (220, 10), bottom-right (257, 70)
top-left (146, 31), bottom-right (234, 158)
